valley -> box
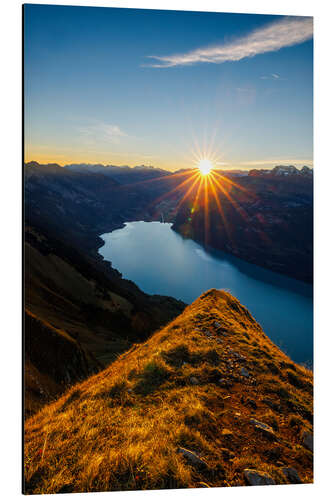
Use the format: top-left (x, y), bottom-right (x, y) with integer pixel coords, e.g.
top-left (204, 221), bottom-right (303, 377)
top-left (25, 162), bottom-right (313, 281)
top-left (23, 161), bottom-right (313, 492)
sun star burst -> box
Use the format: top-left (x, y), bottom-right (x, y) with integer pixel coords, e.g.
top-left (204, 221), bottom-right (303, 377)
top-left (198, 159), bottom-right (213, 176)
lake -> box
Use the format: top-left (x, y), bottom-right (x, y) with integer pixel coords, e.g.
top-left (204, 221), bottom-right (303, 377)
top-left (99, 221), bottom-right (313, 365)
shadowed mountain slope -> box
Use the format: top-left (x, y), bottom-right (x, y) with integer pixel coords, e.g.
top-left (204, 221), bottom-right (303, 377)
top-left (25, 225), bottom-right (185, 368)
top-left (24, 289), bottom-right (313, 494)
top-left (24, 310), bottom-right (102, 418)
top-left (172, 172), bottom-right (313, 283)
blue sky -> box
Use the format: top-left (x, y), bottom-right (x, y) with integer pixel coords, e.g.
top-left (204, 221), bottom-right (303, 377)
top-left (24, 4), bottom-right (313, 170)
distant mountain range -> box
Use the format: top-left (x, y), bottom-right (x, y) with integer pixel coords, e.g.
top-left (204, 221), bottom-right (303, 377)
top-left (27, 160), bottom-right (313, 181)
top-left (249, 165), bottom-right (313, 177)
top-left (64, 162), bottom-right (170, 184)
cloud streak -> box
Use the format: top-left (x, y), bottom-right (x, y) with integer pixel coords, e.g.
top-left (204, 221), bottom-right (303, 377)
top-left (78, 122), bottom-right (127, 145)
top-left (260, 73), bottom-right (285, 80)
top-left (145, 16), bottom-right (313, 68)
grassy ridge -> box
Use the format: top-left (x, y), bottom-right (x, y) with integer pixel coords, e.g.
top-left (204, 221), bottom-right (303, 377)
top-left (24, 289), bottom-right (313, 493)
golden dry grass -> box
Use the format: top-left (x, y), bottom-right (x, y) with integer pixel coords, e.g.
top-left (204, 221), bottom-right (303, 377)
top-left (24, 289), bottom-right (313, 493)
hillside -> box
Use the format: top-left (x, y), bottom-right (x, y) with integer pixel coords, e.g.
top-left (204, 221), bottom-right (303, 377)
top-left (25, 225), bottom-right (185, 361)
top-left (24, 290), bottom-right (313, 494)
top-left (24, 310), bottom-right (102, 418)
top-left (24, 223), bottom-right (185, 417)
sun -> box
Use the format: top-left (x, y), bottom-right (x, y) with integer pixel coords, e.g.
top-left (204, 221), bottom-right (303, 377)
top-left (198, 159), bottom-right (213, 176)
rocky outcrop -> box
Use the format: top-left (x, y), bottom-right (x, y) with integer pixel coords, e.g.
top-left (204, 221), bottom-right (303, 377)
top-left (177, 448), bottom-right (208, 469)
top-left (301, 430), bottom-right (314, 452)
top-left (282, 467), bottom-right (303, 484)
top-left (244, 469), bottom-right (276, 486)
top-left (250, 419), bottom-right (276, 441)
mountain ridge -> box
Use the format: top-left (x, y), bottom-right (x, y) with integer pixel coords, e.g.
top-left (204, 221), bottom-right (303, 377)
top-left (24, 289), bottom-right (313, 493)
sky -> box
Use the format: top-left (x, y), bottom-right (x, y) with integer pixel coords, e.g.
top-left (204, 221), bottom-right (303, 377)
top-left (24, 4), bottom-right (313, 171)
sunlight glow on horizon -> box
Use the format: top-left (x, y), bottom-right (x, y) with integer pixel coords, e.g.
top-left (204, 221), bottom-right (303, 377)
top-left (198, 159), bottom-right (213, 176)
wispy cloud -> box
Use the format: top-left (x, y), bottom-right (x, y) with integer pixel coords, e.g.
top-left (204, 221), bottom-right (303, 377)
top-left (144, 16), bottom-right (313, 68)
top-left (260, 73), bottom-right (285, 80)
top-left (78, 122), bottom-right (127, 145)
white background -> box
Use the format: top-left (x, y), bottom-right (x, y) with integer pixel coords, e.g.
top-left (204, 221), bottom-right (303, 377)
top-left (0, 0), bottom-right (332, 498)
